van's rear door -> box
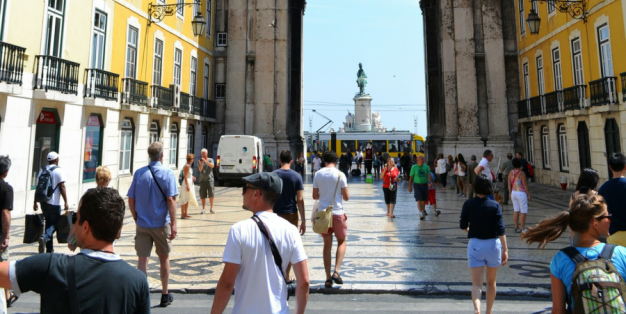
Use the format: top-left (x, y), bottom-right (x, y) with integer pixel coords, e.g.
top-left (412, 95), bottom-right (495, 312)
top-left (219, 136), bottom-right (238, 174)
top-left (237, 137), bottom-right (255, 174)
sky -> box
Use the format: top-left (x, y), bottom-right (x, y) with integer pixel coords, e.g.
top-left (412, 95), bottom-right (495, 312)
top-left (303, 0), bottom-right (426, 136)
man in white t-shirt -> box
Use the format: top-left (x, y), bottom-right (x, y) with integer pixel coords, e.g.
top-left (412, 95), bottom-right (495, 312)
top-left (33, 152), bottom-right (68, 254)
top-left (211, 172), bottom-right (309, 314)
top-left (311, 154), bottom-right (321, 176)
top-left (474, 149), bottom-right (495, 200)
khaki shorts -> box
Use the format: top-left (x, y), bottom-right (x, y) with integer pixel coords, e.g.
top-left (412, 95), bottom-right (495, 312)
top-left (459, 175), bottom-right (468, 183)
top-left (199, 180), bottom-right (215, 199)
top-left (135, 224), bottom-right (172, 257)
top-left (277, 212), bottom-right (299, 228)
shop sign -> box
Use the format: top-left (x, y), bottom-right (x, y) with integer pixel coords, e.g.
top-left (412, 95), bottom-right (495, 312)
top-left (37, 111), bottom-right (57, 124)
top-left (87, 115), bottom-right (100, 127)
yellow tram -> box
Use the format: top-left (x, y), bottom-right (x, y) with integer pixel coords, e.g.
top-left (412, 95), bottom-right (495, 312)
top-left (306, 131), bottom-right (425, 159)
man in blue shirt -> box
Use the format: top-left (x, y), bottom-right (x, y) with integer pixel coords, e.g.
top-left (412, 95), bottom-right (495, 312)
top-left (598, 152), bottom-right (626, 246)
top-left (128, 142), bottom-right (179, 307)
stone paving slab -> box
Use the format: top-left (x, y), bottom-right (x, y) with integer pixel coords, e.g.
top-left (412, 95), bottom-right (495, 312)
top-left (4, 174), bottom-right (572, 296)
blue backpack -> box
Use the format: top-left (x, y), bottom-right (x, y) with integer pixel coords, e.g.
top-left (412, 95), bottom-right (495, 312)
top-left (34, 166), bottom-right (59, 203)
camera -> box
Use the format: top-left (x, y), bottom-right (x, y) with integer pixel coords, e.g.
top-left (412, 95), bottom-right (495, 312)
top-left (287, 283), bottom-right (296, 299)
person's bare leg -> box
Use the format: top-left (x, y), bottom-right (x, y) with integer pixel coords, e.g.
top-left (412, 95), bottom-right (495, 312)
top-left (201, 198), bottom-right (206, 210)
top-left (418, 201), bottom-right (426, 213)
top-left (513, 211), bottom-right (519, 230)
top-left (470, 266), bottom-right (484, 314)
top-left (181, 204), bottom-right (186, 219)
top-left (521, 213), bottom-right (527, 230)
top-left (158, 254), bottom-right (171, 295)
top-left (485, 266), bottom-right (499, 314)
top-left (209, 197), bottom-right (214, 210)
top-left (390, 204), bottom-right (395, 217)
top-left (334, 237), bottom-right (347, 274)
top-left (138, 256), bottom-right (149, 276)
top-left (323, 235), bottom-right (333, 281)
top-left (386, 203), bottom-right (391, 216)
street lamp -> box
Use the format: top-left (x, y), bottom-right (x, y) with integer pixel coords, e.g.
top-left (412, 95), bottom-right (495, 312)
top-left (526, 0), bottom-right (589, 35)
top-left (191, 12), bottom-right (206, 37)
top-left (526, 9), bottom-right (541, 35)
top-left (148, 2), bottom-right (207, 37)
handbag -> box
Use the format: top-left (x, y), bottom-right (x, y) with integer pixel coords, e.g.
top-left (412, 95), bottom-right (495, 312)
top-left (23, 214), bottom-right (44, 244)
top-left (313, 173), bottom-right (342, 234)
top-left (56, 212), bottom-right (73, 243)
top-left (387, 167), bottom-right (397, 191)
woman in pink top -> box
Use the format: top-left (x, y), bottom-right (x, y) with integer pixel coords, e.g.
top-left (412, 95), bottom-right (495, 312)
top-left (508, 158), bottom-right (531, 233)
top-left (380, 158), bottom-right (400, 218)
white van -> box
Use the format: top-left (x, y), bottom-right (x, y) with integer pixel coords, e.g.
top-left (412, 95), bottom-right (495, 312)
top-left (216, 135), bottom-right (264, 185)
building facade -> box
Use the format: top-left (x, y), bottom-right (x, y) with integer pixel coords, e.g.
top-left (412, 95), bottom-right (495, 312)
top-left (0, 0), bottom-right (216, 215)
top-left (515, 0), bottom-right (626, 186)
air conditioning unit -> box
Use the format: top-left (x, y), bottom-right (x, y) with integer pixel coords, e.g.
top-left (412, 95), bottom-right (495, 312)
top-left (170, 84), bottom-right (181, 108)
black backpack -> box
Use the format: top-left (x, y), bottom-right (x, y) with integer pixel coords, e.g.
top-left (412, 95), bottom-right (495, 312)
top-left (35, 166), bottom-right (59, 203)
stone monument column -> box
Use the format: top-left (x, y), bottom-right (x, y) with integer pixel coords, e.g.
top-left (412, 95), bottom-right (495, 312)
top-left (224, 0), bottom-right (248, 135)
top-left (353, 95), bottom-right (373, 131)
top-left (441, 0), bottom-right (458, 141)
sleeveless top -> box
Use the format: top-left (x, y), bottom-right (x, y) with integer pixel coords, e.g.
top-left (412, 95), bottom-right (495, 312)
top-left (510, 169), bottom-right (525, 192)
top-left (458, 163), bottom-right (466, 176)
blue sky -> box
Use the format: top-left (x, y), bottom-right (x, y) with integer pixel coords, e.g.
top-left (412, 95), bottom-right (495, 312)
top-left (303, 0), bottom-right (426, 136)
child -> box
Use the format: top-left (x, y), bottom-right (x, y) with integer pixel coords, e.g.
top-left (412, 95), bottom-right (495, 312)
top-left (425, 171), bottom-right (441, 216)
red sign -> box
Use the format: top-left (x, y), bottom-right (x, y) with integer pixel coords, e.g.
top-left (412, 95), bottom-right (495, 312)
top-left (37, 111), bottom-right (57, 124)
top-left (87, 115), bottom-right (100, 127)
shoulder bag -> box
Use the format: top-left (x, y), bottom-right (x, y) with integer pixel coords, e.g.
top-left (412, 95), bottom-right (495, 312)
top-left (148, 165), bottom-right (167, 201)
top-left (313, 172), bottom-right (342, 234)
top-left (388, 167), bottom-right (397, 191)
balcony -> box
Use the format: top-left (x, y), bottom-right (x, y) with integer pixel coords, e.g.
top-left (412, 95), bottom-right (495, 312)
top-left (563, 85), bottom-right (587, 111)
top-left (121, 78), bottom-right (149, 106)
top-left (180, 92), bottom-right (191, 113)
top-left (192, 96), bottom-right (204, 116)
top-left (621, 72), bottom-right (626, 102)
top-left (544, 90), bottom-right (563, 114)
top-left (529, 95), bottom-right (544, 117)
top-left (151, 85), bottom-right (173, 110)
top-left (215, 83), bottom-right (226, 99)
top-left (589, 76), bottom-right (618, 106)
top-left (34, 55), bottom-right (80, 95)
top-left (0, 42), bottom-right (25, 85)
top-left (205, 99), bottom-right (217, 119)
top-left (518, 99), bottom-right (529, 119)
top-left (84, 69), bottom-right (119, 101)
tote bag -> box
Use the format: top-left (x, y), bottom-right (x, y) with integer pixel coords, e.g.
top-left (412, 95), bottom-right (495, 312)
top-left (313, 173), bottom-right (342, 234)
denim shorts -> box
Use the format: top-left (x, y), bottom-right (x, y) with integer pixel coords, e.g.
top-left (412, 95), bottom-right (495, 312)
top-left (413, 183), bottom-right (429, 201)
top-left (467, 238), bottom-right (502, 268)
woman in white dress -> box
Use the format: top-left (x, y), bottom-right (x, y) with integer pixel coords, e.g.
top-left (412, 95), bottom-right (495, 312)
top-left (179, 153), bottom-right (198, 219)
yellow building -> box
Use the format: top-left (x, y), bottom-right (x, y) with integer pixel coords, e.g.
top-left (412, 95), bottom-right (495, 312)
top-left (516, 0), bottom-right (626, 186)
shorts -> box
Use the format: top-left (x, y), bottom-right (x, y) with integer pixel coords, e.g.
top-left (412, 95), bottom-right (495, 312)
top-left (458, 175), bottom-right (468, 183)
top-left (425, 189), bottom-right (436, 205)
top-left (413, 183), bottom-right (429, 201)
top-left (511, 191), bottom-right (528, 213)
top-left (467, 238), bottom-right (502, 268)
top-left (608, 231), bottom-right (626, 247)
top-left (277, 212), bottom-right (299, 228)
top-left (135, 224), bottom-right (172, 257)
top-left (199, 180), bottom-right (215, 198)
top-left (322, 214), bottom-right (348, 239)
top-left (383, 187), bottom-right (397, 204)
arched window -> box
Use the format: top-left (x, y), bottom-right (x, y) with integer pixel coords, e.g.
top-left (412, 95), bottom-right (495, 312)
top-left (557, 124), bottom-right (569, 172)
top-left (120, 118), bottom-right (134, 174)
top-left (605, 118), bottom-right (621, 178)
top-left (541, 125), bottom-right (550, 169)
top-left (187, 124), bottom-right (195, 154)
top-left (150, 120), bottom-right (160, 144)
top-left (577, 122), bottom-right (591, 171)
top-left (526, 127), bottom-right (534, 164)
top-left (83, 114), bottom-right (104, 181)
top-left (170, 123), bottom-right (179, 168)
top-left (31, 108), bottom-right (61, 188)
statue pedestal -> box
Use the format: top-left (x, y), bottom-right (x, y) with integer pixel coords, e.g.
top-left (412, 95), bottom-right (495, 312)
top-left (353, 94), bottom-right (373, 131)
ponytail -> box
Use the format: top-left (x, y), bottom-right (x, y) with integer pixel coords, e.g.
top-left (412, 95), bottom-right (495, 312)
top-left (521, 211), bottom-right (570, 249)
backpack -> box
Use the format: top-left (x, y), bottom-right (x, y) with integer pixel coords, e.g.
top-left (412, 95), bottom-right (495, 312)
top-left (561, 244), bottom-right (626, 314)
top-left (527, 163), bottom-right (534, 177)
top-left (34, 166), bottom-right (59, 203)
top-left (178, 170), bottom-right (184, 186)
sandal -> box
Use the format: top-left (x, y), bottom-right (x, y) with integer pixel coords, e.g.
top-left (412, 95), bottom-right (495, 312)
top-left (331, 271), bottom-right (343, 284)
top-left (324, 279), bottom-right (333, 288)
top-left (390, 215), bottom-right (396, 218)
top-left (7, 291), bottom-right (18, 307)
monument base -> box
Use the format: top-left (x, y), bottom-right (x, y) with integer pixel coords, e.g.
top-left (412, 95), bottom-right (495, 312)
top-left (353, 94), bottom-right (373, 131)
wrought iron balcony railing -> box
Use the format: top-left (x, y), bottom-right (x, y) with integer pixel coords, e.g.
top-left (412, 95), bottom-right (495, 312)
top-left (205, 99), bottom-right (217, 119)
top-left (544, 90), bottom-right (563, 114)
top-left (215, 83), bottom-right (225, 99)
top-left (0, 42), bottom-right (25, 85)
top-left (84, 68), bottom-right (119, 101)
top-left (151, 85), bottom-right (173, 110)
top-left (529, 95), bottom-right (544, 117)
top-left (563, 85), bottom-right (587, 111)
top-left (180, 92), bottom-right (191, 113)
top-left (192, 96), bottom-right (204, 116)
top-left (518, 99), bottom-right (529, 119)
top-left (589, 76), bottom-right (618, 106)
top-left (121, 78), bottom-right (149, 106)
top-left (621, 72), bottom-right (626, 103)
top-left (34, 55), bottom-right (80, 95)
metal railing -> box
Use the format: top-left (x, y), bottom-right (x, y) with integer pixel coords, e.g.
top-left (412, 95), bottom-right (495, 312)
top-left (151, 85), bottom-right (173, 109)
top-left (529, 95), bottom-right (544, 116)
top-left (205, 99), bottom-right (217, 119)
top-left (215, 83), bottom-right (226, 99)
top-left (589, 76), bottom-right (618, 106)
top-left (621, 72), bottom-right (626, 103)
top-left (84, 68), bottom-right (119, 101)
top-left (192, 96), bottom-right (204, 116)
top-left (563, 85), bottom-right (587, 111)
top-left (518, 99), bottom-right (529, 119)
top-left (121, 78), bottom-right (149, 106)
top-left (0, 42), bottom-right (25, 85)
top-left (34, 55), bottom-right (80, 94)
top-left (544, 90), bottom-right (563, 114)
top-left (180, 92), bottom-right (191, 113)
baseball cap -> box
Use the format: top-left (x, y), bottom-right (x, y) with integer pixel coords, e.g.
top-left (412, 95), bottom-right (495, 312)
top-left (243, 172), bottom-right (282, 194)
top-left (47, 152), bottom-right (59, 161)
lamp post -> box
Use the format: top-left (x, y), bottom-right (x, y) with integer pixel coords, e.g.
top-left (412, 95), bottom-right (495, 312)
top-left (526, 0), bottom-right (589, 35)
top-left (148, 2), bottom-right (206, 37)
top-left (526, 9), bottom-right (540, 35)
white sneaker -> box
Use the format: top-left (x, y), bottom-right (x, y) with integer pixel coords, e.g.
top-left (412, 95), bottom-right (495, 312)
top-left (201, 209), bottom-right (206, 214)
top-left (210, 209), bottom-right (215, 214)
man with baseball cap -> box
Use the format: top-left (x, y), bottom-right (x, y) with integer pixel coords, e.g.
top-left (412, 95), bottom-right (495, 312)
top-left (211, 172), bottom-right (309, 314)
top-left (33, 152), bottom-right (68, 253)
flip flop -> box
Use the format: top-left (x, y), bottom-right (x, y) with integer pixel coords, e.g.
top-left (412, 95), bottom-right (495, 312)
top-left (7, 291), bottom-right (18, 307)
top-left (331, 271), bottom-right (343, 284)
top-left (390, 215), bottom-right (396, 218)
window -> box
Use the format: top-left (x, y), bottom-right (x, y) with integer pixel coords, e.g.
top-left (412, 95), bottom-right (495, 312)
top-left (527, 127), bottom-right (535, 164)
top-left (170, 123), bottom-right (179, 168)
top-left (90, 11), bottom-right (106, 69)
top-left (187, 125), bottom-right (195, 154)
top-left (120, 119), bottom-right (134, 174)
top-left (217, 32), bottom-right (227, 47)
top-left (597, 24), bottom-right (614, 77)
top-left (215, 83), bottom-right (226, 99)
top-left (536, 55), bottom-right (545, 96)
top-left (204, 63), bottom-right (210, 99)
top-left (577, 121), bottom-right (591, 171)
top-left (173, 48), bottom-right (182, 85)
top-left (518, 0), bottom-right (525, 35)
top-left (176, 0), bottom-right (184, 16)
top-left (557, 124), bottom-right (569, 172)
top-left (532, 1), bottom-right (539, 16)
top-left (193, 0), bottom-right (200, 17)
top-left (190, 56), bottom-right (197, 96)
top-left (206, 0), bottom-right (211, 37)
top-left (45, 0), bottom-right (65, 57)
top-left (572, 38), bottom-right (584, 85)
top-left (552, 48), bottom-right (563, 91)
top-left (523, 62), bottom-right (530, 98)
top-left (541, 125), bottom-right (550, 169)
top-left (340, 140), bottom-right (356, 153)
top-left (605, 119), bottom-right (621, 178)
top-left (150, 121), bottom-right (160, 144)
top-left (202, 127), bottom-right (208, 150)
top-left (31, 109), bottom-right (60, 188)
top-left (83, 114), bottom-right (103, 181)
top-left (548, 0), bottom-right (555, 14)
top-left (125, 26), bottom-right (138, 79)
top-left (153, 39), bottom-right (163, 85)
top-left (371, 140), bottom-right (386, 153)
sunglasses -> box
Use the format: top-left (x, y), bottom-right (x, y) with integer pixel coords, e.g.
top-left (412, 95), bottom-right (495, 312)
top-left (595, 214), bottom-right (612, 221)
top-left (242, 185), bottom-right (260, 194)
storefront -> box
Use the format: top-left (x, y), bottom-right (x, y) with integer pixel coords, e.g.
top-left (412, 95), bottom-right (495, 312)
top-left (31, 108), bottom-right (60, 188)
top-left (83, 114), bottom-right (103, 182)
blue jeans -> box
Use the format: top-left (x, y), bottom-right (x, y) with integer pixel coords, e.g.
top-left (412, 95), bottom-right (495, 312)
top-left (40, 203), bottom-right (60, 252)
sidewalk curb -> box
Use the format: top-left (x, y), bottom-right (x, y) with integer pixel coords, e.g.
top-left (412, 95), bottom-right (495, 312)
top-left (151, 284), bottom-right (551, 298)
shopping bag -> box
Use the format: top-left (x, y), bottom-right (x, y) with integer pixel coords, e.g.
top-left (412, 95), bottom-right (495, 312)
top-left (56, 212), bottom-right (73, 243)
top-left (23, 214), bottom-right (44, 244)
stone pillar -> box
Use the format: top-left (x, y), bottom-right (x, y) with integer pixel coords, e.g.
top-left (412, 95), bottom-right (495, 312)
top-left (353, 95), bottom-right (373, 131)
top-left (273, 0), bottom-right (291, 155)
top-left (441, 0), bottom-right (458, 141)
top-left (225, 0), bottom-right (247, 135)
top-left (482, 0), bottom-right (510, 141)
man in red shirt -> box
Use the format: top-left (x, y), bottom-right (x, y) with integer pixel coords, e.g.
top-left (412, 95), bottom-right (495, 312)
top-left (364, 142), bottom-right (373, 175)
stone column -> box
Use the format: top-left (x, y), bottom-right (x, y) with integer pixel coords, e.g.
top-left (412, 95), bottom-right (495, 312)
top-left (225, 0), bottom-right (248, 134)
top-left (273, 0), bottom-right (291, 155)
top-left (482, 0), bottom-right (510, 141)
top-left (440, 0), bottom-right (458, 140)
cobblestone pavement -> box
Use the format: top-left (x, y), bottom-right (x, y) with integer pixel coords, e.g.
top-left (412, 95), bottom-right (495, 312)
top-left (5, 173), bottom-right (572, 296)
